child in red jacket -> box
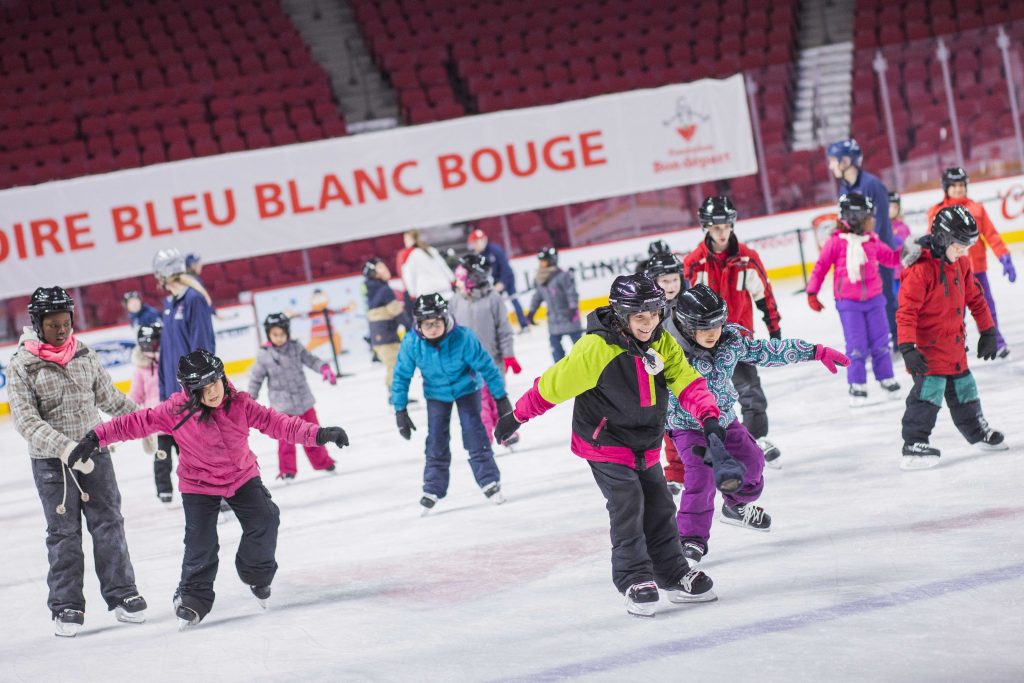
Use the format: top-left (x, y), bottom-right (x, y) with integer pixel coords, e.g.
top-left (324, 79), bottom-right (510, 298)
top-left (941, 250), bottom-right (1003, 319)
top-left (896, 206), bottom-right (1008, 470)
top-left (64, 350), bottom-right (351, 629)
top-left (683, 196), bottom-right (783, 466)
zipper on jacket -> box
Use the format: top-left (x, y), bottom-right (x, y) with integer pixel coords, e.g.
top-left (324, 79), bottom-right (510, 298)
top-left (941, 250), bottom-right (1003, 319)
top-left (591, 417), bottom-right (607, 442)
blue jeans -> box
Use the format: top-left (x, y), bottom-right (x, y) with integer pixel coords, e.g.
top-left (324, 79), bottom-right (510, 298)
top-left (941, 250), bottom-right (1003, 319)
top-left (550, 331), bottom-right (583, 362)
top-left (424, 391), bottom-right (500, 497)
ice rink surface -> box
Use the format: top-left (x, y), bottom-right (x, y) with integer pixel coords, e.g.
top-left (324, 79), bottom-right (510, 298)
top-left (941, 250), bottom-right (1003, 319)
top-left (1, 266), bottom-right (1022, 682)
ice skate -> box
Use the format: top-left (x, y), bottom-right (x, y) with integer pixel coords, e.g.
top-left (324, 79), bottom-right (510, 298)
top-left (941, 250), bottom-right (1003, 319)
top-left (666, 568), bottom-right (717, 604)
top-left (976, 429), bottom-right (1008, 452)
top-left (758, 437), bottom-right (782, 469)
top-left (174, 593), bottom-right (201, 631)
top-left (624, 580), bottom-right (659, 618)
top-left (250, 585), bottom-right (271, 610)
top-left (158, 492), bottom-right (173, 504)
top-left (420, 493), bottom-right (438, 516)
top-left (848, 384), bottom-right (868, 407)
top-left (276, 473), bottom-right (295, 484)
top-left (482, 481), bottom-right (506, 505)
top-left (879, 378), bottom-right (901, 400)
top-left (720, 502), bottom-right (771, 531)
top-left (667, 481), bottom-right (683, 496)
top-left (681, 540), bottom-right (705, 565)
top-left (900, 442), bottom-right (940, 470)
top-left (53, 609), bottom-right (84, 637)
top-left (500, 432), bottom-right (520, 448)
top-left (114, 594), bottom-right (147, 624)
top-left (218, 498), bottom-right (234, 524)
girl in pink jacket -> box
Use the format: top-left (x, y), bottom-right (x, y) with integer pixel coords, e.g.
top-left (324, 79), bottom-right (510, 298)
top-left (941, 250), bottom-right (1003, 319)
top-left (64, 350), bottom-right (350, 630)
top-left (806, 194), bottom-right (902, 406)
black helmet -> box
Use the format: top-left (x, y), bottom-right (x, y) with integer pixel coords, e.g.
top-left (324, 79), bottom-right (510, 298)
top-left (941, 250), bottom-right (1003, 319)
top-left (538, 246), bottom-right (558, 265)
top-left (839, 193), bottom-right (875, 234)
top-left (887, 191), bottom-right (901, 207)
top-left (263, 312), bottom-right (290, 338)
top-left (674, 284), bottom-right (728, 336)
top-left (931, 205), bottom-right (979, 249)
top-left (643, 251), bottom-right (684, 279)
top-left (362, 257), bottom-right (383, 279)
top-left (413, 293), bottom-right (449, 323)
top-left (122, 290), bottom-right (141, 305)
top-left (457, 253), bottom-right (491, 289)
top-left (28, 286), bottom-right (75, 336)
top-left (941, 166), bottom-right (968, 194)
top-left (697, 196), bottom-right (738, 229)
top-left (176, 349), bottom-right (225, 393)
top-left (137, 323), bottom-right (162, 353)
top-left (608, 274), bottom-right (667, 327)
top-left (648, 239), bottom-right (672, 256)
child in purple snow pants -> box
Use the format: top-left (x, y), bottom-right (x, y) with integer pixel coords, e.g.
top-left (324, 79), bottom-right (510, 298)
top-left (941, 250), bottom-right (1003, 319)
top-left (835, 295), bottom-right (894, 385)
top-left (671, 421), bottom-right (765, 546)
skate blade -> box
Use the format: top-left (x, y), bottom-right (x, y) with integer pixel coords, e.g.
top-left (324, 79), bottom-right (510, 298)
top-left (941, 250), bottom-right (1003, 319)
top-left (716, 478), bottom-right (742, 493)
top-left (764, 459), bottom-right (782, 470)
top-left (899, 455), bottom-right (940, 470)
top-left (625, 601), bottom-right (657, 618)
top-left (976, 442), bottom-right (1009, 452)
top-left (177, 618), bottom-right (195, 632)
top-left (718, 516), bottom-right (772, 532)
top-left (54, 622), bottom-right (82, 637)
top-left (255, 598), bottom-right (268, 611)
top-left (488, 493), bottom-right (507, 505)
top-left (667, 589), bottom-right (718, 604)
top-left (420, 506), bottom-right (434, 517)
top-left (114, 606), bottom-right (146, 624)
top-left (885, 391), bottom-right (902, 401)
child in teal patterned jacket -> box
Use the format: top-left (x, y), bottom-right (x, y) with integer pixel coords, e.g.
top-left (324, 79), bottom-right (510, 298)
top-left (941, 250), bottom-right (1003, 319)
top-left (666, 285), bottom-right (848, 563)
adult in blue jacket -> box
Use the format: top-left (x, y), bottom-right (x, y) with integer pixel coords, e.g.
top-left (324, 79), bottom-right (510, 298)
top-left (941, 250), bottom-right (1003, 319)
top-left (152, 248), bottom-right (216, 501)
top-left (826, 139), bottom-right (897, 337)
top-left (468, 229), bottom-right (529, 330)
top-left (391, 293), bottom-right (512, 513)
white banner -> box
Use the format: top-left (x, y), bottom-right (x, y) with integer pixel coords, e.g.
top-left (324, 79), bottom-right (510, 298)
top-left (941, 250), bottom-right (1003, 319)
top-left (0, 75), bottom-right (756, 298)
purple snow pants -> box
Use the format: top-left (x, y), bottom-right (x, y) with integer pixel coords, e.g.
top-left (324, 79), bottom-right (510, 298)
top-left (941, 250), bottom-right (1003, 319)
top-left (835, 294), bottom-right (894, 385)
top-left (670, 421), bottom-right (765, 544)
top-left (974, 273), bottom-right (1006, 349)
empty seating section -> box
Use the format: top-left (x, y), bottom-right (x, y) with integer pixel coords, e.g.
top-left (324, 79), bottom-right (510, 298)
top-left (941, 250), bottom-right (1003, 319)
top-left (851, 1), bottom-right (1024, 169)
top-left (0, 0), bottom-right (346, 191)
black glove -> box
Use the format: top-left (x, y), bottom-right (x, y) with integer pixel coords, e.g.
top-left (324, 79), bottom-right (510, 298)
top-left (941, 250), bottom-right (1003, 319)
top-left (495, 395), bottom-right (513, 417)
top-left (65, 430), bottom-right (99, 469)
top-left (494, 411), bottom-right (522, 445)
top-left (899, 343), bottom-right (929, 375)
top-left (316, 426), bottom-right (349, 448)
top-left (396, 410), bottom-right (416, 440)
top-left (701, 417), bottom-right (726, 444)
top-left (977, 328), bottom-right (998, 361)
top-left (769, 329), bottom-right (782, 340)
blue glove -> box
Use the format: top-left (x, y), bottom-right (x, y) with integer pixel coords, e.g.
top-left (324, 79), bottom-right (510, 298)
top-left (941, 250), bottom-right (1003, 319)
top-left (1000, 254), bottom-right (1016, 283)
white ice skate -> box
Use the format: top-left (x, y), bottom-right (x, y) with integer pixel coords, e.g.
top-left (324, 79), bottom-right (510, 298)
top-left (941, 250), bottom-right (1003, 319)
top-left (482, 481), bottom-right (506, 505)
top-left (879, 378), bottom-right (902, 400)
top-left (53, 609), bottom-right (84, 637)
top-left (900, 442), bottom-right (940, 470)
top-left (624, 581), bottom-right (659, 617)
top-left (114, 594), bottom-right (147, 624)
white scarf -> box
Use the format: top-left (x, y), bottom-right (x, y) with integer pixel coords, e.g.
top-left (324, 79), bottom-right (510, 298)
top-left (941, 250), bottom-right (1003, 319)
top-left (839, 233), bottom-right (870, 283)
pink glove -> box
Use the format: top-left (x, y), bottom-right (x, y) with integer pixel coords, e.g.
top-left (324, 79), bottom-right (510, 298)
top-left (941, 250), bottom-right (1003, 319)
top-left (504, 356), bottom-right (522, 374)
top-left (814, 344), bottom-right (850, 374)
top-left (320, 364), bottom-right (337, 385)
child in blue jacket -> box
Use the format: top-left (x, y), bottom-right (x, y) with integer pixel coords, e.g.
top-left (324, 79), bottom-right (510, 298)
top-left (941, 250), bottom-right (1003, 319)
top-left (667, 285), bottom-right (848, 564)
top-left (391, 293), bottom-right (513, 514)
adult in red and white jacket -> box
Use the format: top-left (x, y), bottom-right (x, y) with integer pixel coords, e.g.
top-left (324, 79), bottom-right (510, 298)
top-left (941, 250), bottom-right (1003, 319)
top-left (926, 167), bottom-right (1015, 358)
top-left (896, 206), bottom-right (1007, 470)
top-left (682, 196), bottom-right (782, 464)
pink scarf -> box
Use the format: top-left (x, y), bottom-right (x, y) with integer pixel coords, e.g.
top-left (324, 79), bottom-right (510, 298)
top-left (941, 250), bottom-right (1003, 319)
top-left (25, 335), bottom-right (78, 366)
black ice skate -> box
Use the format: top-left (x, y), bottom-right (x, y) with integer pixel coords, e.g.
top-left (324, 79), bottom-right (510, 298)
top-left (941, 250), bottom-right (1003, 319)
top-left (681, 540), bottom-right (706, 565)
top-left (53, 608), bottom-right (85, 637)
top-left (158, 492), bottom-right (173, 504)
top-left (900, 442), bottom-right (940, 470)
top-left (849, 383), bottom-right (868, 407)
top-left (276, 473), bottom-right (295, 483)
top-left (500, 432), bottom-right (520, 448)
top-left (174, 594), bottom-right (202, 631)
top-left (721, 503), bottom-right (771, 531)
top-left (666, 568), bottom-right (717, 604)
top-left (114, 594), bottom-right (147, 624)
top-left (977, 428), bottom-right (1008, 452)
top-left (624, 580), bottom-right (660, 618)
top-left (879, 378), bottom-right (901, 400)
top-left (251, 585), bottom-right (271, 610)
top-left (757, 438), bottom-right (782, 469)
top-left (420, 493), bottom-right (439, 516)
top-left (482, 481), bottom-right (506, 505)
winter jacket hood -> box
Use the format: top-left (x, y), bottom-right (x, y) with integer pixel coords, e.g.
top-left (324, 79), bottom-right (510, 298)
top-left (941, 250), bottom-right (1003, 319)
top-left (93, 389), bottom-right (320, 497)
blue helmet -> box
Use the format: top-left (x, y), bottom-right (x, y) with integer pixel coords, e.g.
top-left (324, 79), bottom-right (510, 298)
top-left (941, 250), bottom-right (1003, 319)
top-left (826, 139), bottom-right (862, 167)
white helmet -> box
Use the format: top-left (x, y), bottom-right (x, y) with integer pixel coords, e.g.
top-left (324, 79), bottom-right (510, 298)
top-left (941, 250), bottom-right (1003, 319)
top-left (153, 248), bottom-right (186, 281)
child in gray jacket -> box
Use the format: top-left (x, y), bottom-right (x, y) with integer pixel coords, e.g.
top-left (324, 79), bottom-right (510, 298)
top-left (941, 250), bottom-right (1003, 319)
top-left (449, 255), bottom-right (522, 444)
top-left (248, 313), bottom-right (337, 480)
top-left (527, 247), bottom-right (583, 363)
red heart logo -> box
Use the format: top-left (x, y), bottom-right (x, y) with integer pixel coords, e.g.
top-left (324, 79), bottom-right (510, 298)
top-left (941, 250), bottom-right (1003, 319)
top-left (677, 125), bottom-right (697, 140)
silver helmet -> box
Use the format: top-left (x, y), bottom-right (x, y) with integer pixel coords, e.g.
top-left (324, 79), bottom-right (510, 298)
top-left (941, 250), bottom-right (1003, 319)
top-left (153, 248), bottom-right (186, 281)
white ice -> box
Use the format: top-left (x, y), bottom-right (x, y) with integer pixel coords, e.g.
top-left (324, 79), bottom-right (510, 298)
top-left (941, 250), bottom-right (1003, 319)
top-left (1, 264), bottom-right (1023, 682)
